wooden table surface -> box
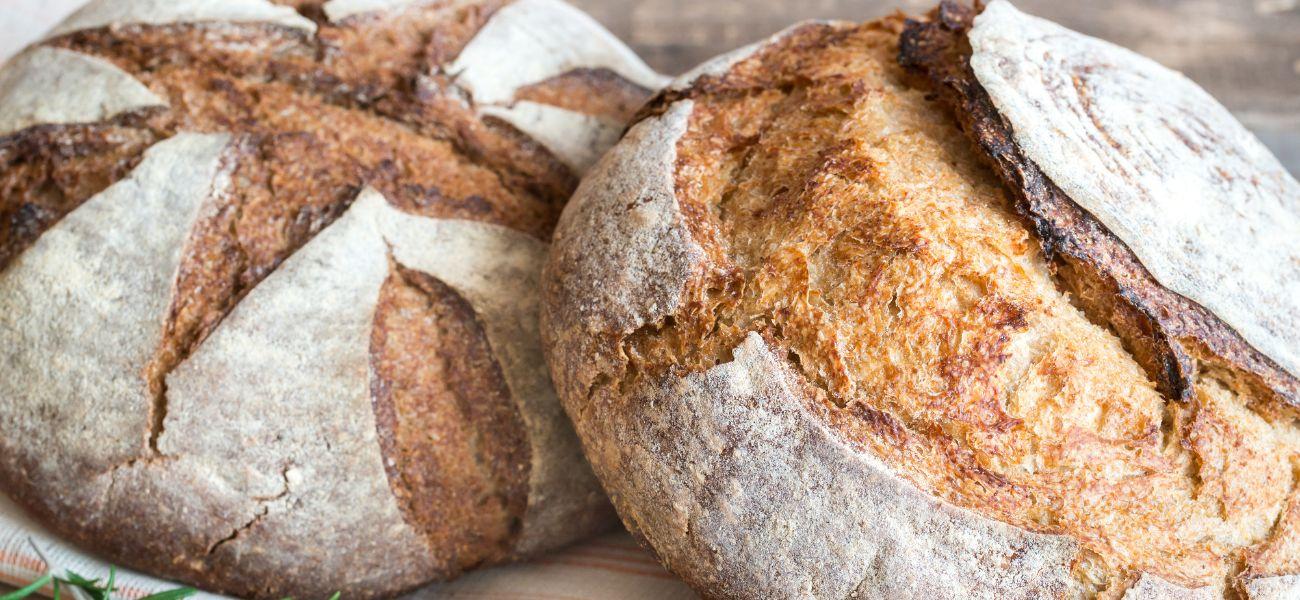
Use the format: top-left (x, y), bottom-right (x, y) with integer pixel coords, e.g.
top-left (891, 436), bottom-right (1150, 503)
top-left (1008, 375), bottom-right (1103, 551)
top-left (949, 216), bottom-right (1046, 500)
top-left (569, 0), bottom-right (1300, 175)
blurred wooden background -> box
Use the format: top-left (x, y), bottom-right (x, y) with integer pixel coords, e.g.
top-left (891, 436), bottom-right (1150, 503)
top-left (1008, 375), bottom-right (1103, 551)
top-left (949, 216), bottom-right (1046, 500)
top-left (568, 0), bottom-right (1300, 175)
top-left (1, 0), bottom-right (1297, 171)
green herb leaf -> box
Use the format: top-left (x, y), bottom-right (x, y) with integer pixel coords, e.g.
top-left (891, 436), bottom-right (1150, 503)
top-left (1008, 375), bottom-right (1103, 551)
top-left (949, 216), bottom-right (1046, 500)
top-left (7, 567), bottom-right (211, 600)
top-left (137, 588), bottom-right (197, 600)
top-left (104, 568), bottom-right (116, 600)
top-left (327, 593), bottom-right (340, 600)
top-left (0, 573), bottom-right (52, 600)
top-left (58, 569), bottom-right (113, 600)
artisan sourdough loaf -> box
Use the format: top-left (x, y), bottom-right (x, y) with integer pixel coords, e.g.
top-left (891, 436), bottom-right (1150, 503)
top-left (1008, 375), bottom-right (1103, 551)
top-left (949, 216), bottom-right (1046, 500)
top-left (541, 1), bottom-right (1300, 598)
top-left (0, 0), bottom-right (664, 597)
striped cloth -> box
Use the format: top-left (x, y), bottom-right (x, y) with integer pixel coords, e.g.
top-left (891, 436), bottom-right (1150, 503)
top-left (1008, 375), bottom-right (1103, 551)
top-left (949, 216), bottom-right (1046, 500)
top-left (0, 494), bottom-right (696, 599)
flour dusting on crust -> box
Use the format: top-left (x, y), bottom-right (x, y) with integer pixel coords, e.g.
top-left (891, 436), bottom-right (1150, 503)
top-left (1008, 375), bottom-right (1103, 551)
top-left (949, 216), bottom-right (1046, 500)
top-left (0, 133), bottom-right (230, 482)
top-left (598, 333), bottom-right (1082, 599)
top-left (0, 47), bottom-right (166, 137)
top-left (48, 0), bottom-right (317, 37)
top-left (479, 101), bottom-right (622, 173)
top-left (970, 0), bottom-right (1300, 379)
top-left (322, 0), bottom-right (427, 21)
top-left (449, 0), bottom-right (665, 105)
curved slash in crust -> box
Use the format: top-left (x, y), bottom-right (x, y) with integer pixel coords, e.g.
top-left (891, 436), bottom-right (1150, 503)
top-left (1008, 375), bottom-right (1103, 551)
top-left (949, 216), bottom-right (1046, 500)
top-left (370, 263), bottom-right (531, 572)
top-left (969, 1), bottom-right (1300, 386)
top-left (447, 0), bottom-right (668, 173)
top-left (542, 99), bottom-right (706, 409)
top-left (377, 188), bottom-right (612, 556)
top-left (899, 1), bottom-right (1300, 407)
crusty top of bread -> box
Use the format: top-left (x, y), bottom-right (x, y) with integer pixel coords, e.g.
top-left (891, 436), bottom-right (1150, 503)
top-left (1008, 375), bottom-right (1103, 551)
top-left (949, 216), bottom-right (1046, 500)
top-left (543, 7), bottom-right (1300, 599)
top-left (902, 0), bottom-right (1300, 408)
top-left (0, 0), bottom-right (661, 597)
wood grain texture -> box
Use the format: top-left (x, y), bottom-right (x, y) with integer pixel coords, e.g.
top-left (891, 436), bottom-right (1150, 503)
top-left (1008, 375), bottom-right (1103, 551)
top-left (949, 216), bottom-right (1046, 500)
top-left (568, 0), bottom-right (1300, 175)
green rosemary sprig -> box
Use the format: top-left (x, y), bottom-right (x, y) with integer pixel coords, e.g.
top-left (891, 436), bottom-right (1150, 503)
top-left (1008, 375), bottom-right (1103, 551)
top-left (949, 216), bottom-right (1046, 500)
top-left (0, 566), bottom-right (196, 600)
top-left (0, 574), bottom-right (52, 600)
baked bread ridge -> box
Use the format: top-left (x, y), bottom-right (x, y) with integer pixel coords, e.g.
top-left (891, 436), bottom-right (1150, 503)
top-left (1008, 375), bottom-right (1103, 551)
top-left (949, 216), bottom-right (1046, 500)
top-left (898, 3), bottom-right (1300, 596)
top-left (0, 0), bottom-right (661, 597)
top-left (898, 0), bottom-right (1300, 410)
top-left (542, 10), bottom-right (1300, 600)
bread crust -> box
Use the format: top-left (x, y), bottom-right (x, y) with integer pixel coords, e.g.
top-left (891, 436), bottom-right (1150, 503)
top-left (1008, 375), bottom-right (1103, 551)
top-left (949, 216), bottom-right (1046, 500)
top-left (543, 8), bottom-right (1300, 599)
top-left (898, 0), bottom-right (1300, 408)
top-left (0, 0), bottom-right (657, 596)
top-left (0, 47), bottom-right (166, 137)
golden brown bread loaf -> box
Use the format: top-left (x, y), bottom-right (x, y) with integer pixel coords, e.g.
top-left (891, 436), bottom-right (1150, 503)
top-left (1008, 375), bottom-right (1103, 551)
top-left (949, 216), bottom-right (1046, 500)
top-left (541, 1), bottom-right (1300, 598)
top-left (0, 0), bottom-right (663, 597)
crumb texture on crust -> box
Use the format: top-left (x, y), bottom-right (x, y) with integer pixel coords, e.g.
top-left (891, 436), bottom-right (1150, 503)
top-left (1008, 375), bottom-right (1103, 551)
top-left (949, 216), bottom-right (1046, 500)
top-left (0, 0), bottom-right (655, 596)
top-left (544, 14), bottom-right (1300, 599)
top-left (970, 0), bottom-right (1300, 380)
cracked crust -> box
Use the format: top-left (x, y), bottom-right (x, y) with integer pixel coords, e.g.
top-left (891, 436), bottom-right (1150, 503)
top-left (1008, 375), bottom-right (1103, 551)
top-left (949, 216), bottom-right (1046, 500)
top-left (542, 9), bottom-right (1300, 600)
top-left (0, 0), bottom-right (656, 597)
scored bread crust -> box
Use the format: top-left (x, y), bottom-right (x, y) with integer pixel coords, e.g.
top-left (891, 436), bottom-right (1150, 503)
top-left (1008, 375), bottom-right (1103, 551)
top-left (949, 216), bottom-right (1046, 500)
top-left (898, 0), bottom-right (1300, 408)
top-left (542, 7), bottom-right (1300, 600)
top-left (545, 25), bottom-right (1083, 599)
top-left (0, 0), bottom-right (661, 597)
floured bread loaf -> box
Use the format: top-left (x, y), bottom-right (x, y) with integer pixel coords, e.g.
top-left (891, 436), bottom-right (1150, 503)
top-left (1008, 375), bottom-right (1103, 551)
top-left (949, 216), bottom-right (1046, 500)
top-left (541, 1), bottom-right (1300, 598)
top-left (0, 0), bottom-right (664, 597)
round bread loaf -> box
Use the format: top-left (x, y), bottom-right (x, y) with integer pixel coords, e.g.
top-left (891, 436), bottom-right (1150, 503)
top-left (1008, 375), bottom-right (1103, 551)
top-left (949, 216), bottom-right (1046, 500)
top-left (541, 1), bottom-right (1300, 598)
top-left (0, 0), bottom-right (664, 597)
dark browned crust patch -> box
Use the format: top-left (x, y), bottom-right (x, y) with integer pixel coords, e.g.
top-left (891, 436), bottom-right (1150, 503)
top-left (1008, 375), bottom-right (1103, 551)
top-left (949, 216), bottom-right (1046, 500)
top-left (898, 1), bottom-right (1300, 408)
top-left (371, 264), bottom-right (530, 575)
top-left (514, 67), bottom-right (655, 124)
top-left (0, 118), bottom-right (163, 269)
